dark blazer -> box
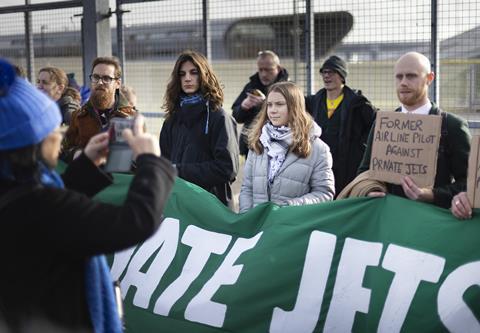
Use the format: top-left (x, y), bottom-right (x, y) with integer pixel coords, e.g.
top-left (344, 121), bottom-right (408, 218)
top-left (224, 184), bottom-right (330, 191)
top-left (305, 85), bottom-right (376, 195)
top-left (358, 104), bottom-right (471, 208)
top-left (0, 153), bottom-right (175, 331)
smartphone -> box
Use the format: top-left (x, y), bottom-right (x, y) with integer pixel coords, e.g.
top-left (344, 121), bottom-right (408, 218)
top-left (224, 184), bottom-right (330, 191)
top-left (104, 117), bottom-right (134, 173)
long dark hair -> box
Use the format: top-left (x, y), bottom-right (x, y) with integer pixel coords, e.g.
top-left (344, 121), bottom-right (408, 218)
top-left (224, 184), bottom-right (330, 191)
top-left (162, 50), bottom-right (223, 118)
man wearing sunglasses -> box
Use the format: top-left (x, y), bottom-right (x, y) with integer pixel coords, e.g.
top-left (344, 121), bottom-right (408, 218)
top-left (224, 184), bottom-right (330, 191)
top-left (63, 56), bottom-right (136, 161)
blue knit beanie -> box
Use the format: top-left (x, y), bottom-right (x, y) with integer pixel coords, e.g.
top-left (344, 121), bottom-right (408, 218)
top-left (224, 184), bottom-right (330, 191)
top-left (0, 59), bottom-right (61, 150)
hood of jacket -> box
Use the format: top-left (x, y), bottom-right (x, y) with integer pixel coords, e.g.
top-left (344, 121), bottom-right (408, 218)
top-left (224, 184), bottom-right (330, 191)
top-left (310, 121), bottom-right (322, 140)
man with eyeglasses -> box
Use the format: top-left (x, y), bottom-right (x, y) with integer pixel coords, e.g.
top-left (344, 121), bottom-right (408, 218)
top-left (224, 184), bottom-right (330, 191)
top-left (305, 55), bottom-right (376, 196)
top-left (232, 50), bottom-right (289, 157)
top-left (63, 56), bottom-right (136, 161)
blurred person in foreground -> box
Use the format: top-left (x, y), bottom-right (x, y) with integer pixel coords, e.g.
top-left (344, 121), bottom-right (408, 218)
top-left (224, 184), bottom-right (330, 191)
top-left (232, 50), bottom-right (289, 157)
top-left (239, 81), bottom-right (335, 213)
top-left (305, 55), bottom-right (376, 196)
top-left (160, 50), bottom-right (239, 208)
top-left (62, 56), bottom-right (136, 161)
top-left (358, 52), bottom-right (471, 208)
top-left (0, 59), bottom-right (175, 332)
top-left (37, 66), bottom-right (81, 125)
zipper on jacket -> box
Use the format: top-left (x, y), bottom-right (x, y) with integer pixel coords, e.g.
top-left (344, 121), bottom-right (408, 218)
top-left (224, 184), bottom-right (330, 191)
top-left (267, 181), bottom-right (271, 201)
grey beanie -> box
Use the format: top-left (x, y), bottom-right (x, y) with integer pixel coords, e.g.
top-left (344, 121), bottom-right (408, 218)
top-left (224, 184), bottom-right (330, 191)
top-left (320, 55), bottom-right (348, 82)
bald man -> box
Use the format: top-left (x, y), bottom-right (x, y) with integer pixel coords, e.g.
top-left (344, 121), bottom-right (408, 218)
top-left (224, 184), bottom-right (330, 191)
top-left (232, 50), bottom-right (289, 157)
top-left (358, 52), bottom-right (471, 208)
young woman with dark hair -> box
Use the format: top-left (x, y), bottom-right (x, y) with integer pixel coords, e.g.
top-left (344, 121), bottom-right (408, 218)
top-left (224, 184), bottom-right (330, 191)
top-left (160, 50), bottom-right (239, 208)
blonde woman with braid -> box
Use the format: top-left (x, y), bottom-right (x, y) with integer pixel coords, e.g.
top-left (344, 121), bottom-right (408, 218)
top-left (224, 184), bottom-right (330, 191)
top-left (239, 81), bottom-right (334, 212)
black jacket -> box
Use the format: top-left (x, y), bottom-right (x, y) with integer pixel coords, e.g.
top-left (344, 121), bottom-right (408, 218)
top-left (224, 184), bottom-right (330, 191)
top-left (358, 104), bottom-right (471, 208)
top-left (0, 153), bottom-right (175, 332)
top-left (232, 68), bottom-right (289, 155)
top-left (160, 102), bottom-right (239, 208)
top-left (305, 85), bottom-right (376, 195)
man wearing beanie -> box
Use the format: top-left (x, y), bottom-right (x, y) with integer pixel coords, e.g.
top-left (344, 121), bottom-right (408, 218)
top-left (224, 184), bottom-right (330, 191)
top-left (305, 55), bottom-right (376, 196)
top-left (62, 56), bottom-right (136, 161)
top-left (0, 59), bottom-right (175, 332)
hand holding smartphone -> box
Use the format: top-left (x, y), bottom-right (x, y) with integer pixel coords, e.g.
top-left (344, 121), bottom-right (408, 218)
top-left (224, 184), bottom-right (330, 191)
top-left (104, 117), bottom-right (135, 173)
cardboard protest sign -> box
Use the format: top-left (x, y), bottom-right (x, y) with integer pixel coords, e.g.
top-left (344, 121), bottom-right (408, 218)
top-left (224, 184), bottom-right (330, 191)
top-left (370, 111), bottom-right (441, 187)
top-left (467, 135), bottom-right (480, 208)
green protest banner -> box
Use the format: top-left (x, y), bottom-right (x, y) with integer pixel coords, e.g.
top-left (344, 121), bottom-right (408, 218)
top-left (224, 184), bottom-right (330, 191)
top-left (96, 173), bottom-right (480, 333)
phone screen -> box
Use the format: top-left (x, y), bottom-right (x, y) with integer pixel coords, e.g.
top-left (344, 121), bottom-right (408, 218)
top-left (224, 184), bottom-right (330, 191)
top-left (104, 117), bottom-right (135, 173)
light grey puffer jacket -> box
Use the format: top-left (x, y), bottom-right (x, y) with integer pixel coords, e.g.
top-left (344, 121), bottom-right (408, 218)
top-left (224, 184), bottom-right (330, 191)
top-left (239, 123), bottom-right (335, 213)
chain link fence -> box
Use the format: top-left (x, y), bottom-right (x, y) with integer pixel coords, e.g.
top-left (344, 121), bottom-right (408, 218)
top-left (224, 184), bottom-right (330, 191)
top-left (0, 0), bottom-right (479, 134)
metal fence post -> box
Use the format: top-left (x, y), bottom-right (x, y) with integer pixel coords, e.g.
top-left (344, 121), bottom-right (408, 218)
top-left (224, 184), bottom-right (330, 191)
top-left (24, 0), bottom-right (34, 82)
top-left (116, 0), bottom-right (126, 82)
top-left (82, 0), bottom-right (112, 85)
top-left (203, 0), bottom-right (211, 59)
top-left (305, 0), bottom-right (315, 95)
top-left (430, 0), bottom-right (439, 104)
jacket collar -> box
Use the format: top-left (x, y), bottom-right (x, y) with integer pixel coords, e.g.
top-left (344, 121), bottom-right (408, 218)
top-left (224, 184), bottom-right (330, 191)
top-left (249, 67), bottom-right (290, 88)
top-left (394, 102), bottom-right (439, 115)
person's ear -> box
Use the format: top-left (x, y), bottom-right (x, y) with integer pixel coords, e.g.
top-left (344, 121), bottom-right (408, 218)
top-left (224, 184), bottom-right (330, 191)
top-left (426, 71), bottom-right (435, 85)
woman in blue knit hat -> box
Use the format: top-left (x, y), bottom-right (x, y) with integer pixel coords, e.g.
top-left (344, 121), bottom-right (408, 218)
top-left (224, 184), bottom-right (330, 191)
top-left (0, 59), bottom-right (175, 332)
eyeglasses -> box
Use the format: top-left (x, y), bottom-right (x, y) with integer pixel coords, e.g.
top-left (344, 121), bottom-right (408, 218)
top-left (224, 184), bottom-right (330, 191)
top-left (320, 69), bottom-right (336, 76)
top-left (89, 74), bottom-right (118, 84)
